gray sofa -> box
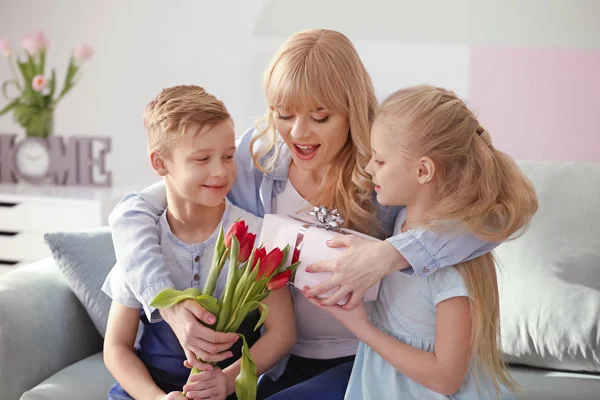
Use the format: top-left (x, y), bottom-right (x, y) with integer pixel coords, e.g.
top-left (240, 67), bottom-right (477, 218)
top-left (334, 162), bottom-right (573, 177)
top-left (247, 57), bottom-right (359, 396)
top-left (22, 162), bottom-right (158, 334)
top-left (2, 161), bottom-right (600, 400)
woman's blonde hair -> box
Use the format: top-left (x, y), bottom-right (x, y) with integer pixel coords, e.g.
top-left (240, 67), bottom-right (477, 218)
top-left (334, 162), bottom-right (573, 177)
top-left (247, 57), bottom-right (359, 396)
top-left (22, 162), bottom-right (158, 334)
top-left (251, 29), bottom-right (382, 237)
top-left (377, 85), bottom-right (538, 395)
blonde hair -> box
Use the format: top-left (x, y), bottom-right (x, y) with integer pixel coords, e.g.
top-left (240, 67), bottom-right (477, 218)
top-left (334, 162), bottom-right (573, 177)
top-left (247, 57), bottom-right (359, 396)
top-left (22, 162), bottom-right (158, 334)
top-left (144, 85), bottom-right (231, 155)
top-left (378, 85), bottom-right (538, 395)
top-left (251, 29), bottom-right (382, 237)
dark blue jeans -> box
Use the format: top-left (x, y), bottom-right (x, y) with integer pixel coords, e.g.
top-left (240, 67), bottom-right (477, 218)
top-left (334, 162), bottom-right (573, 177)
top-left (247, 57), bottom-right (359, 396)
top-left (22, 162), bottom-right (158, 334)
top-left (257, 354), bottom-right (355, 400)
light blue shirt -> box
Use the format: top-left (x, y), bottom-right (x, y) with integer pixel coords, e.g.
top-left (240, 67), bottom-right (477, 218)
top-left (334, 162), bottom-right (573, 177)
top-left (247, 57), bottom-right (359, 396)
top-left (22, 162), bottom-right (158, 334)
top-left (108, 126), bottom-right (498, 321)
top-left (104, 199), bottom-right (262, 321)
top-left (345, 209), bottom-right (512, 399)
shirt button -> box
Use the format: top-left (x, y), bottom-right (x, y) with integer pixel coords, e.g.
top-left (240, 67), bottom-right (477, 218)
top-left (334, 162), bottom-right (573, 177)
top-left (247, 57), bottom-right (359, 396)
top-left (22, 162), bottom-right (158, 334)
top-left (193, 273), bottom-right (200, 281)
top-left (423, 267), bottom-right (430, 274)
top-left (194, 256), bottom-right (200, 262)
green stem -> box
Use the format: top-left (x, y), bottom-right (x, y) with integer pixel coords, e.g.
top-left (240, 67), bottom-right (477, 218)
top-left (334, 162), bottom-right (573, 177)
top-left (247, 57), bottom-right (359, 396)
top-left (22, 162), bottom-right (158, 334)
top-left (7, 55), bottom-right (22, 91)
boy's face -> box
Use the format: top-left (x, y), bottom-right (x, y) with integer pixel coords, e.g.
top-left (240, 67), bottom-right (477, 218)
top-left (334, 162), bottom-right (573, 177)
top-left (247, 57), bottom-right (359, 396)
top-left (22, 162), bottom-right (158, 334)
top-left (158, 119), bottom-right (237, 207)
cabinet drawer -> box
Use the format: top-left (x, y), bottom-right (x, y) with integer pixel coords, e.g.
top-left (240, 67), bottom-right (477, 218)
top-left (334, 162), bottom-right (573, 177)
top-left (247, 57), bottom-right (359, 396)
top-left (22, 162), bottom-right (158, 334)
top-left (0, 232), bottom-right (50, 262)
top-left (0, 202), bottom-right (100, 232)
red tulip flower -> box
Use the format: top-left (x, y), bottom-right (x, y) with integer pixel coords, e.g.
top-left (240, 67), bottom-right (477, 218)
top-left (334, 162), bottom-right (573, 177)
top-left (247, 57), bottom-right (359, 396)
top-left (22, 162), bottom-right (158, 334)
top-left (224, 220), bottom-right (248, 249)
top-left (238, 233), bottom-right (256, 263)
top-left (253, 248), bottom-right (284, 279)
top-left (267, 270), bottom-right (292, 291)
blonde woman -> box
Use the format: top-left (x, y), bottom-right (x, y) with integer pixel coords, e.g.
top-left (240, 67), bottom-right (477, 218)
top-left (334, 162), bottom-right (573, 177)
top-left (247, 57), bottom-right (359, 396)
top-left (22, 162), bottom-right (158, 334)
top-left (311, 86), bottom-right (537, 399)
top-left (109, 30), bottom-right (499, 398)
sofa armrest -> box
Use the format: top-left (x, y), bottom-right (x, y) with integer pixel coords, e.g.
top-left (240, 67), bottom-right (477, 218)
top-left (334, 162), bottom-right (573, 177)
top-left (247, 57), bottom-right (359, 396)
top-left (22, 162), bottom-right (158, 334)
top-left (0, 258), bottom-right (103, 400)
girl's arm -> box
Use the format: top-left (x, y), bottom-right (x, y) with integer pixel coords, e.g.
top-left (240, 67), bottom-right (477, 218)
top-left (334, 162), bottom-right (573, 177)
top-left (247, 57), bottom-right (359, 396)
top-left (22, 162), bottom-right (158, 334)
top-left (220, 286), bottom-right (296, 396)
top-left (312, 296), bottom-right (472, 396)
top-left (103, 301), bottom-right (168, 400)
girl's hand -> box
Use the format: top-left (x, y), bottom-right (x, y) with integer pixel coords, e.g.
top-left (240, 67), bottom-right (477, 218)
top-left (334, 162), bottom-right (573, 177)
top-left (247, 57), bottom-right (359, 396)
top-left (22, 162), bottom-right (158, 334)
top-left (182, 367), bottom-right (227, 400)
top-left (303, 288), bottom-right (371, 337)
top-left (304, 236), bottom-right (407, 308)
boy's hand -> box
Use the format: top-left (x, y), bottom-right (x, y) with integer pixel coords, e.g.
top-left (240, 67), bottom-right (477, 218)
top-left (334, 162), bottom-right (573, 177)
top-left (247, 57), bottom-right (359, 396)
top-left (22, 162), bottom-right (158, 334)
top-left (160, 299), bottom-right (238, 367)
top-left (182, 367), bottom-right (227, 400)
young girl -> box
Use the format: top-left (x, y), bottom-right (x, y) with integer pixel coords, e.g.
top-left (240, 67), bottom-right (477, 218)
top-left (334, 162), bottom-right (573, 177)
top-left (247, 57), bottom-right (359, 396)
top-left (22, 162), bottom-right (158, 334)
top-left (310, 85), bottom-right (538, 399)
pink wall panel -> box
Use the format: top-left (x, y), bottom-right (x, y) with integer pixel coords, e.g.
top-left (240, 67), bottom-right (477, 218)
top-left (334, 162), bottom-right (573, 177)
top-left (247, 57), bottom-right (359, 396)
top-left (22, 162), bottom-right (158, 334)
top-left (469, 48), bottom-right (600, 163)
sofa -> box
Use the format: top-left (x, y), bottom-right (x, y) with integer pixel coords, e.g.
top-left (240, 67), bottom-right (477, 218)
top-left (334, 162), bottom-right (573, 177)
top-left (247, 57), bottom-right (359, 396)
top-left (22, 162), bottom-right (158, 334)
top-left (1, 161), bottom-right (599, 400)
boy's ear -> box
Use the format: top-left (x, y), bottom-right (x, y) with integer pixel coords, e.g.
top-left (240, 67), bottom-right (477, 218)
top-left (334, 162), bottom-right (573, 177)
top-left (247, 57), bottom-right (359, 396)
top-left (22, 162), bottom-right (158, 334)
top-left (417, 156), bottom-right (435, 184)
top-left (150, 151), bottom-right (168, 176)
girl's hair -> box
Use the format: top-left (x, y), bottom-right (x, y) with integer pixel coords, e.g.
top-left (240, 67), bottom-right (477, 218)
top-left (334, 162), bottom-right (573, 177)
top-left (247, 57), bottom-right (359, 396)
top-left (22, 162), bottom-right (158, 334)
top-left (250, 29), bottom-right (382, 237)
top-left (377, 85), bottom-right (538, 394)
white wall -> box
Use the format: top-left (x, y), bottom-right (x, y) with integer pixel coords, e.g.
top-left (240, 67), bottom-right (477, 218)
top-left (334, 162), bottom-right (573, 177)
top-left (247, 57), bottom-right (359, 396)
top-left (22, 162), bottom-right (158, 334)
top-left (0, 0), bottom-right (597, 188)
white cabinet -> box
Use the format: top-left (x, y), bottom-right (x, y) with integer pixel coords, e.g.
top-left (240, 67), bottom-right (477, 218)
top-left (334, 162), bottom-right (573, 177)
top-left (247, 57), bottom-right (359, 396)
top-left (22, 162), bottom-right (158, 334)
top-left (0, 184), bottom-right (126, 273)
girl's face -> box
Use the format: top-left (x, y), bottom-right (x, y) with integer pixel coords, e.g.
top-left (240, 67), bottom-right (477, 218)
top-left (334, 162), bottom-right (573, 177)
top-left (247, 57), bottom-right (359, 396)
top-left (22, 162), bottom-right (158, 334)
top-left (273, 106), bottom-right (349, 172)
top-left (366, 119), bottom-right (424, 207)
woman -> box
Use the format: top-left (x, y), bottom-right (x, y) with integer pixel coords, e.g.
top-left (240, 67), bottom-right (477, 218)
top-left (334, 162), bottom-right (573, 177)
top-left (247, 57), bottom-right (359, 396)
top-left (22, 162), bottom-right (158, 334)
top-left (108, 29), bottom-right (497, 399)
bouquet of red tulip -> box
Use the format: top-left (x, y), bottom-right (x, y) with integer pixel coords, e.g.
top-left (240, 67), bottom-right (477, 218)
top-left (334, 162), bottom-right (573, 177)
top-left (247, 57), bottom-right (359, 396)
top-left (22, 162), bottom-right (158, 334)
top-left (150, 220), bottom-right (299, 400)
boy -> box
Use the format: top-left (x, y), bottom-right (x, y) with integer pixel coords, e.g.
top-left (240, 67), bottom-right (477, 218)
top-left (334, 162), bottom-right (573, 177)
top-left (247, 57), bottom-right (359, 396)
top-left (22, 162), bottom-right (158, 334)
top-left (102, 86), bottom-right (295, 400)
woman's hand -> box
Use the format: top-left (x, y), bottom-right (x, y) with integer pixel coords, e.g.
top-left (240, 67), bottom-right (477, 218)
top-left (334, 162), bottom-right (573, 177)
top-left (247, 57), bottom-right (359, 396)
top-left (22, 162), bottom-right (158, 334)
top-left (160, 299), bottom-right (239, 369)
top-left (305, 235), bottom-right (408, 308)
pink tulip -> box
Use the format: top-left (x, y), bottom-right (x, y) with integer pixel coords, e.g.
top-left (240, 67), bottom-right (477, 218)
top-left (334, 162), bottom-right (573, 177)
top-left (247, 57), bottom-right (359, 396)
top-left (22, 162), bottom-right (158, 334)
top-left (74, 44), bottom-right (95, 62)
top-left (32, 75), bottom-right (48, 92)
top-left (0, 39), bottom-right (11, 57)
top-left (22, 31), bottom-right (49, 56)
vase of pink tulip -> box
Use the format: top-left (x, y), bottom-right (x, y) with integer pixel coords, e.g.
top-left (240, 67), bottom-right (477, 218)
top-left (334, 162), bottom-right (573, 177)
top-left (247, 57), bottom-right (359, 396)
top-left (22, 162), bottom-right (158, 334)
top-left (0, 31), bottom-right (94, 138)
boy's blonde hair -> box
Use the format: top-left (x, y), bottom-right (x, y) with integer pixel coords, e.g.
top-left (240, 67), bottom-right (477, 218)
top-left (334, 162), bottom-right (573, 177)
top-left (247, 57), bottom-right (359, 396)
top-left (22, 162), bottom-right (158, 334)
top-left (378, 85), bottom-right (538, 395)
top-left (251, 29), bottom-right (383, 237)
top-left (144, 85), bottom-right (231, 155)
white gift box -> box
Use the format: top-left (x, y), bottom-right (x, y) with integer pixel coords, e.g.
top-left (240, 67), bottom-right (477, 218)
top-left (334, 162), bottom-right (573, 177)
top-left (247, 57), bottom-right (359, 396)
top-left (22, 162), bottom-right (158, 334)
top-left (259, 213), bottom-right (381, 304)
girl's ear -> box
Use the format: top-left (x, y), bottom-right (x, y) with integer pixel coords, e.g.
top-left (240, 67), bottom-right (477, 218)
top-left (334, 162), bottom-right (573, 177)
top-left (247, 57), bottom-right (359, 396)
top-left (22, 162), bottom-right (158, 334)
top-left (417, 156), bottom-right (435, 184)
top-left (150, 151), bottom-right (168, 176)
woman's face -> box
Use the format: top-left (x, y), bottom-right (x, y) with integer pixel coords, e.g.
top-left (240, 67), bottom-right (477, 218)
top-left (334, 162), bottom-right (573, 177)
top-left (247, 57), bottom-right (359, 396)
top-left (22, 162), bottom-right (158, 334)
top-left (273, 106), bottom-right (350, 172)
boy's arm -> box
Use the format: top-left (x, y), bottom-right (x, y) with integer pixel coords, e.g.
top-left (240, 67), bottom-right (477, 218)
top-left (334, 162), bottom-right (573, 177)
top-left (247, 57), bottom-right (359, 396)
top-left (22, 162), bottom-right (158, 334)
top-left (103, 301), bottom-right (167, 400)
top-left (222, 286), bottom-right (296, 396)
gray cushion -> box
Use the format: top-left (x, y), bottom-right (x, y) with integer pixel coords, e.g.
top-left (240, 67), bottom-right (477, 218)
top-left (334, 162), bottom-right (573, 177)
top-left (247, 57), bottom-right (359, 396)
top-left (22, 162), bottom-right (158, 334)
top-left (510, 365), bottom-right (600, 400)
top-left (496, 161), bottom-right (600, 372)
top-left (20, 352), bottom-right (115, 400)
top-left (44, 228), bottom-right (115, 337)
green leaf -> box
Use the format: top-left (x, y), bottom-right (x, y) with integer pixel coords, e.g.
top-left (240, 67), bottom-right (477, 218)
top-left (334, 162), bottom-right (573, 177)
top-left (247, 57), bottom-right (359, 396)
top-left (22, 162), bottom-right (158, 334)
top-left (254, 302), bottom-right (269, 331)
top-left (12, 103), bottom-right (36, 125)
top-left (39, 49), bottom-right (46, 75)
top-left (150, 288), bottom-right (202, 309)
top-left (235, 334), bottom-right (257, 400)
top-left (194, 294), bottom-right (220, 317)
top-left (251, 291), bottom-right (270, 304)
top-left (0, 98), bottom-right (19, 117)
top-left (226, 299), bottom-right (262, 333)
top-left (17, 59), bottom-right (33, 82)
top-left (279, 244), bottom-right (290, 270)
top-left (216, 235), bottom-right (240, 331)
top-left (48, 68), bottom-right (57, 101)
top-left (203, 229), bottom-right (229, 297)
top-left (2, 80), bottom-right (21, 101)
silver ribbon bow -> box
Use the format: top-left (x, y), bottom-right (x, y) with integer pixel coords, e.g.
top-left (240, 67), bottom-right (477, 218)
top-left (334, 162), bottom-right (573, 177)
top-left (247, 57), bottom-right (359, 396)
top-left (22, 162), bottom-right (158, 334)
top-left (308, 206), bottom-right (345, 230)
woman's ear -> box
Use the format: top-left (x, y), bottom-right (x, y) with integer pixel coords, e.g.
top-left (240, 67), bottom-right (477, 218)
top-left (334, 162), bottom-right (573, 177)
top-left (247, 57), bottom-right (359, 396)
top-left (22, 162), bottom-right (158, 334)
top-left (150, 151), bottom-right (168, 176)
top-left (417, 156), bottom-right (435, 184)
